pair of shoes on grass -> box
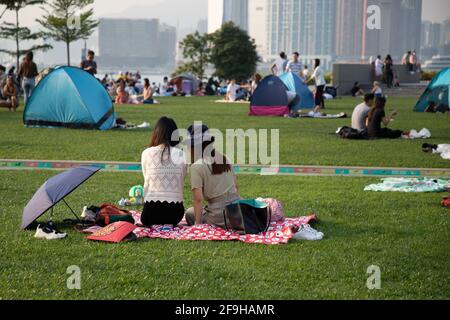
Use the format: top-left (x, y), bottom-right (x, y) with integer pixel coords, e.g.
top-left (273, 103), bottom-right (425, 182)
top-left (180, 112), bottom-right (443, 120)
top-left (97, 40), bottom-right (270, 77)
top-left (34, 221), bottom-right (67, 240)
top-left (292, 224), bottom-right (324, 241)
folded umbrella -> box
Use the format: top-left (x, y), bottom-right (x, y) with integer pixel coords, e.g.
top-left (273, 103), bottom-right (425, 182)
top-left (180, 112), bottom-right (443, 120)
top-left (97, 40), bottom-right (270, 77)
top-left (21, 166), bottom-right (100, 229)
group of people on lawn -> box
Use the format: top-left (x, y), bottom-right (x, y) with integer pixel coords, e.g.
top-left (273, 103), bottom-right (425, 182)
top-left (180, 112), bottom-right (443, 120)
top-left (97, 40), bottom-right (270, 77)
top-left (140, 117), bottom-right (239, 228)
top-left (226, 52), bottom-right (326, 113)
top-left (351, 94), bottom-right (403, 139)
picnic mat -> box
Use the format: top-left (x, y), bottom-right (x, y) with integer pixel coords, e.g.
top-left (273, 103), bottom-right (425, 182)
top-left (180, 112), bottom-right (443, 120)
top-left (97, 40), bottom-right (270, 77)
top-left (130, 211), bottom-right (317, 245)
top-left (364, 177), bottom-right (450, 193)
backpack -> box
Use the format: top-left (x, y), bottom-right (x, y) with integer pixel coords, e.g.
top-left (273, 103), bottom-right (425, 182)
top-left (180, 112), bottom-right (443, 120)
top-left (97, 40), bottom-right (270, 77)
top-left (257, 198), bottom-right (285, 222)
top-left (95, 204), bottom-right (135, 227)
top-left (336, 126), bottom-right (368, 140)
top-left (223, 200), bottom-right (271, 235)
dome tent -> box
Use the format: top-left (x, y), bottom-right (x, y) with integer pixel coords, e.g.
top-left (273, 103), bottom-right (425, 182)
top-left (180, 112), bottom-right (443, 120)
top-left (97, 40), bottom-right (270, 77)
top-left (23, 66), bottom-right (115, 130)
top-left (279, 72), bottom-right (315, 112)
top-left (414, 68), bottom-right (450, 113)
top-left (249, 75), bottom-right (289, 116)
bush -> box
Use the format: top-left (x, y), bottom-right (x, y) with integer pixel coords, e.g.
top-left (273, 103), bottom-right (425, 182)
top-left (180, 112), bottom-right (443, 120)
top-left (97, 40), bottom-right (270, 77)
top-left (421, 71), bottom-right (438, 81)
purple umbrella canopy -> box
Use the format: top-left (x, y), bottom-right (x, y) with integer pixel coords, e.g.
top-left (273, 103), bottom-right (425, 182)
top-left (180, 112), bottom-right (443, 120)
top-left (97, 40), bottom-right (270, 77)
top-left (21, 166), bottom-right (101, 229)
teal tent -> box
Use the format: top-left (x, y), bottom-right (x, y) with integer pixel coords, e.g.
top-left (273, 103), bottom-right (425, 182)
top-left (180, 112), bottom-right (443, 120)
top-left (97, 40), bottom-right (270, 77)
top-left (414, 68), bottom-right (450, 112)
top-left (279, 72), bottom-right (314, 112)
top-left (24, 66), bottom-right (115, 130)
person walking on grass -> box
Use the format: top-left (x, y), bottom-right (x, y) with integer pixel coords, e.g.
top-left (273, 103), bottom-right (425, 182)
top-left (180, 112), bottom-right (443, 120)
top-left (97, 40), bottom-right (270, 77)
top-left (307, 59), bottom-right (326, 112)
top-left (140, 117), bottom-right (187, 227)
top-left (18, 51), bottom-right (38, 106)
top-left (271, 52), bottom-right (288, 76)
top-left (285, 52), bottom-right (302, 76)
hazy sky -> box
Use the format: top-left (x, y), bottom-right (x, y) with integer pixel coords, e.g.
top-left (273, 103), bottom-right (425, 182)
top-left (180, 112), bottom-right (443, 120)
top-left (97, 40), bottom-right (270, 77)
top-left (2, 0), bottom-right (449, 28)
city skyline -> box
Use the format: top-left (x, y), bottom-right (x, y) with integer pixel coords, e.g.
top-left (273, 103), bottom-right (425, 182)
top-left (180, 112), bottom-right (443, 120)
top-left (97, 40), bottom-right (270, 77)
top-left (0, 0), bottom-right (449, 67)
top-left (1, 0), bottom-right (449, 29)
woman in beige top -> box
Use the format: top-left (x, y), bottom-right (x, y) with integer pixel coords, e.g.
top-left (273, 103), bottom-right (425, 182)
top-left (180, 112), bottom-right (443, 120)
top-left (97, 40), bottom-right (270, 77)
top-left (184, 124), bottom-right (240, 228)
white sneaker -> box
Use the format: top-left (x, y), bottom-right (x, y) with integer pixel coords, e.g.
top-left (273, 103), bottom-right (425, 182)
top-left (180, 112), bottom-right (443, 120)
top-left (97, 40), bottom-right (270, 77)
top-left (34, 224), bottom-right (67, 240)
top-left (292, 224), bottom-right (323, 241)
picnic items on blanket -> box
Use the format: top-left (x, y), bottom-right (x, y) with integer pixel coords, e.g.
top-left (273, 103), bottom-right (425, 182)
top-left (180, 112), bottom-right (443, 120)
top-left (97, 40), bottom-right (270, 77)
top-left (257, 198), bottom-right (285, 222)
top-left (95, 204), bottom-right (135, 227)
top-left (364, 178), bottom-right (450, 193)
top-left (442, 197), bottom-right (450, 208)
top-left (21, 166), bottom-right (101, 230)
top-left (401, 128), bottom-right (431, 140)
top-left (114, 118), bottom-right (151, 130)
top-left (131, 211), bottom-right (318, 245)
top-left (423, 143), bottom-right (450, 160)
top-left (223, 199), bottom-right (271, 235)
top-left (86, 222), bottom-right (137, 243)
top-left (118, 185), bottom-right (144, 206)
top-left (335, 126), bottom-right (368, 140)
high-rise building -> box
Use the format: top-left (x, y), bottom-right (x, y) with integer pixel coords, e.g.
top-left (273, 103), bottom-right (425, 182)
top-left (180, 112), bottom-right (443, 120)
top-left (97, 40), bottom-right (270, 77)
top-left (99, 18), bottom-right (159, 59)
top-left (98, 18), bottom-right (176, 68)
top-left (335, 0), bottom-right (365, 58)
top-left (197, 19), bottom-right (208, 34)
top-left (441, 19), bottom-right (450, 44)
top-left (248, 0), bottom-right (335, 67)
top-left (364, 0), bottom-right (422, 59)
top-left (208, 0), bottom-right (249, 33)
top-left (248, 0), bottom-right (268, 57)
top-left (158, 24), bottom-right (177, 67)
top-left (300, 0), bottom-right (336, 56)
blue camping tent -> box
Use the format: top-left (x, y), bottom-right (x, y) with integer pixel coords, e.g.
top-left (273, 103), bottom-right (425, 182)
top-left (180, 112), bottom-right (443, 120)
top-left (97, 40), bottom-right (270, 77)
top-left (249, 75), bottom-right (289, 116)
top-left (414, 68), bottom-right (450, 112)
top-left (279, 72), bottom-right (315, 111)
top-left (23, 66), bottom-right (115, 130)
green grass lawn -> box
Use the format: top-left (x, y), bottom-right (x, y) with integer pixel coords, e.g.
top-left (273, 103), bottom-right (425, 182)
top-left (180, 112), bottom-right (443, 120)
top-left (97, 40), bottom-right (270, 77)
top-left (0, 97), bottom-right (449, 300)
top-left (1, 96), bottom-right (449, 168)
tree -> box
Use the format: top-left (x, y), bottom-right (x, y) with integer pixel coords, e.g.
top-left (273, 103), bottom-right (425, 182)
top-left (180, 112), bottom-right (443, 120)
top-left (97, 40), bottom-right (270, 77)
top-left (0, 0), bottom-right (52, 70)
top-left (37, 0), bottom-right (98, 66)
top-left (174, 31), bottom-right (212, 80)
top-left (210, 22), bottom-right (259, 81)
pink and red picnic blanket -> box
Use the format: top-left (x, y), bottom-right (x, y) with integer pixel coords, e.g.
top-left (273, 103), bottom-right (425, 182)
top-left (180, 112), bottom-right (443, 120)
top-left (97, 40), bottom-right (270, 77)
top-left (131, 211), bottom-right (317, 245)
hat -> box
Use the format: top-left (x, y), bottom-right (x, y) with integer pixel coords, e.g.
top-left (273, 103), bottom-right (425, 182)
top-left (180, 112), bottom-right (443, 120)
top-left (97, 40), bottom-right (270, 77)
top-left (183, 123), bottom-right (213, 146)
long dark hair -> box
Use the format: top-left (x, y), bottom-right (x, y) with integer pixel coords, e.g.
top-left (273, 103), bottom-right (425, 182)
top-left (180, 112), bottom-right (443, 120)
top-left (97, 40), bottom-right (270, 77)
top-left (187, 124), bottom-right (231, 175)
top-left (144, 78), bottom-right (150, 88)
top-left (368, 97), bottom-right (386, 122)
top-left (150, 117), bottom-right (179, 162)
top-left (314, 58), bottom-right (320, 68)
top-left (191, 141), bottom-right (231, 175)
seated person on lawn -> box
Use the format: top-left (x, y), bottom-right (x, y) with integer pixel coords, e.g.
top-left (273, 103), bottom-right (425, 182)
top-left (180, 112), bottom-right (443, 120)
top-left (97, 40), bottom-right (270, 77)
top-left (141, 117), bottom-right (187, 227)
top-left (351, 93), bottom-right (375, 132)
top-left (184, 124), bottom-right (241, 228)
top-left (2, 76), bottom-right (18, 111)
top-left (115, 80), bottom-right (129, 104)
top-left (367, 97), bottom-right (403, 139)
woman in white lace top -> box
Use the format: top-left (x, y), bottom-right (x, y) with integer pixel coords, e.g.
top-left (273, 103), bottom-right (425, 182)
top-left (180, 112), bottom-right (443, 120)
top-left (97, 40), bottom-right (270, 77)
top-left (141, 117), bottom-right (187, 226)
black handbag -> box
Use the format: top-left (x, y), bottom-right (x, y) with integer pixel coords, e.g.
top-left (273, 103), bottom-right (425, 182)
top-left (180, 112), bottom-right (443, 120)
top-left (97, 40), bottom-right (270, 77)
top-left (223, 201), bottom-right (271, 235)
